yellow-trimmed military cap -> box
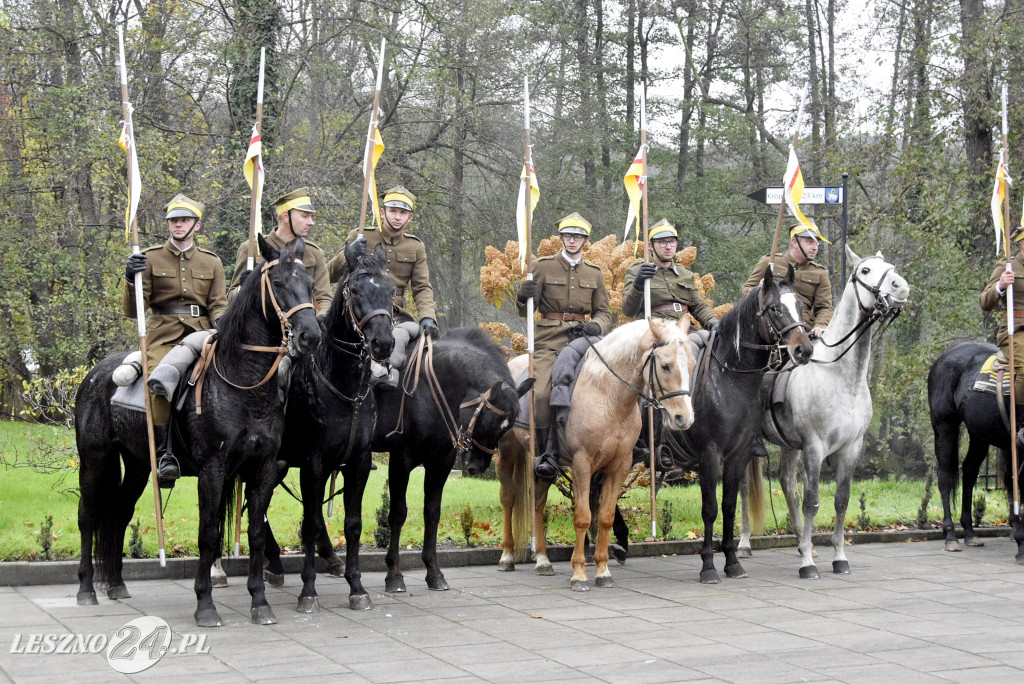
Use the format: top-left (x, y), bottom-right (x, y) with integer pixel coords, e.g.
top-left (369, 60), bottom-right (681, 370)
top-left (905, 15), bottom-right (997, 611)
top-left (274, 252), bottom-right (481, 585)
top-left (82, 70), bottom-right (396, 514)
top-left (165, 194), bottom-right (203, 220)
top-left (275, 187), bottom-right (315, 215)
top-left (649, 219), bottom-right (678, 241)
top-left (557, 212), bottom-right (592, 237)
top-left (382, 186), bottom-right (416, 212)
top-left (789, 222), bottom-right (831, 244)
top-left (1011, 225), bottom-right (1024, 243)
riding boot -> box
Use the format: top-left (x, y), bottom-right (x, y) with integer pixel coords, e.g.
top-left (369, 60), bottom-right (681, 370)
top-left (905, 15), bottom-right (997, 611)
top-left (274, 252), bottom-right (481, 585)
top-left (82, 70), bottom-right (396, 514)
top-left (631, 444), bottom-right (650, 467)
top-left (533, 428), bottom-right (559, 482)
top-left (154, 423), bottom-right (179, 488)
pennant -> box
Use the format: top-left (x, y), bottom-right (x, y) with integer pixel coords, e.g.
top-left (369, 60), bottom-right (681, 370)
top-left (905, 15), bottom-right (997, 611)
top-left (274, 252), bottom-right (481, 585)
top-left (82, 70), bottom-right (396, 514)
top-left (516, 160), bottom-right (540, 269)
top-left (784, 145), bottom-right (815, 230)
top-left (623, 146), bottom-right (645, 244)
top-left (243, 123), bottom-right (265, 236)
top-left (992, 159), bottom-right (1012, 256)
top-left (118, 113), bottom-right (141, 243)
top-left (367, 127), bottom-right (385, 231)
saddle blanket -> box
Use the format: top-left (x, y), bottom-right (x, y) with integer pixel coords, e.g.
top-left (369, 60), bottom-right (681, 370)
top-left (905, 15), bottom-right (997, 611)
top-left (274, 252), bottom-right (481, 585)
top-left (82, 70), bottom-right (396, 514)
top-left (110, 331), bottom-right (212, 412)
top-left (972, 354), bottom-right (1011, 396)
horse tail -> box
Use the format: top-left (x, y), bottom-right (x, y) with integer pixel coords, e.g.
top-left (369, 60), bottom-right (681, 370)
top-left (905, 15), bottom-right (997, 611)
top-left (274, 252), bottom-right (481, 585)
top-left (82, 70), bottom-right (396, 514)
top-left (747, 458), bottom-right (766, 535)
top-left (90, 448), bottom-right (129, 586)
top-left (509, 428), bottom-right (532, 563)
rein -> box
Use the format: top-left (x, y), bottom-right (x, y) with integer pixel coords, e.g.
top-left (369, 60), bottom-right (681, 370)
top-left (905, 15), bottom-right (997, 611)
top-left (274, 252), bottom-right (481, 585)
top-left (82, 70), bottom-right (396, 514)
top-left (709, 288), bottom-right (804, 375)
top-left (576, 332), bottom-right (691, 413)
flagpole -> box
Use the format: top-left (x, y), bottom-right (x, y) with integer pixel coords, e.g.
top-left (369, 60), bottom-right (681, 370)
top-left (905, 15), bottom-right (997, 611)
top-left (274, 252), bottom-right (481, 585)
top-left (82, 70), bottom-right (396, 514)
top-left (119, 28), bottom-right (166, 568)
top-left (1000, 84), bottom-right (1020, 517)
top-left (246, 47), bottom-right (265, 272)
top-left (771, 82), bottom-right (810, 267)
top-left (357, 37), bottom-right (386, 233)
top-left (522, 75), bottom-right (539, 552)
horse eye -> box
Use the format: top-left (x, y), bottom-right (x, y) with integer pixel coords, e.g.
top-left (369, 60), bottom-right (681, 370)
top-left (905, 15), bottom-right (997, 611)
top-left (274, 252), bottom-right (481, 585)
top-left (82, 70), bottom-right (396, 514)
top-left (661, 363), bottom-right (670, 372)
top-left (861, 267), bottom-right (870, 274)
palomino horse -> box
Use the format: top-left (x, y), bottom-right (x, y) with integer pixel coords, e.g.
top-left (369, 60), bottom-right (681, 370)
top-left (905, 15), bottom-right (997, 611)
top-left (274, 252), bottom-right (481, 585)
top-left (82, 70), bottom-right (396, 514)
top-left (673, 265), bottom-right (813, 583)
top-left (739, 247), bottom-right (909, 577)
top-left (928, 342), bottom-right (1024, 563)
top-left (497, 316), bottom-right (695, 590)
top-left (76, 236), bottom-right (320, 626)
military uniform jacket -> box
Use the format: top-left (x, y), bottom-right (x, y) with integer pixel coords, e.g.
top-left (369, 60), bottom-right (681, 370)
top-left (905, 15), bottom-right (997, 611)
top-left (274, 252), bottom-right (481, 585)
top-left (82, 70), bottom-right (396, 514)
top-left (980, 252), bottom-right (1024, 340)
top-left (122, 240), bottom-right (228, 351)
top-left (228, 232), bottom-right (333, 314)
top-left (740, 252), bottom-right (834, 329)
top-left (327, 228), bottom-right (436, 321)
top-left (622, 260), bottom-right (718, 329)
top-left (517, 254), bottom-right (613, 351)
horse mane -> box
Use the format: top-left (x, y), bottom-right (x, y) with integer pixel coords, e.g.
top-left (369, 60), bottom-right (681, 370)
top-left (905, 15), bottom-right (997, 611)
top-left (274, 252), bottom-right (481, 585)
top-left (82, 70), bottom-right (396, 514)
top-left (217, 247), bottom-right (299, 345)
top-left (432, 327), bottom-right (514, 385)
top-left (575, 319), bottom-right (658, 385)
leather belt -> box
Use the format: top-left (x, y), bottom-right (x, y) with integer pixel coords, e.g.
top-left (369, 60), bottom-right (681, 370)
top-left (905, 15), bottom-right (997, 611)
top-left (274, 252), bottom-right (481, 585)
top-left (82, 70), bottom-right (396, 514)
top-left (542, 312), bottom-right (586, 322)
top-left (152, 304), bottom-right (208, 317)
top-left (652, 302), bottom-right (688, 313)
top-left (1013, 310), bottom-right (1024, 319)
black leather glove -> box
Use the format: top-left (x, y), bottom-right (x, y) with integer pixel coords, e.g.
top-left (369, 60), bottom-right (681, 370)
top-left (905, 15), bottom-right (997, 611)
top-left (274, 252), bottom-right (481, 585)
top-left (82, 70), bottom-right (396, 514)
top-left (517, 279), bottom-right (539, 303)
top-left (124, 253), bottom-right (147, 283)
top-left (420, 317), bottom-right (439, 339)
top-left (632, 262), bottom-right (658, 291)
top-left (580, 321), bottom-right (601, 337)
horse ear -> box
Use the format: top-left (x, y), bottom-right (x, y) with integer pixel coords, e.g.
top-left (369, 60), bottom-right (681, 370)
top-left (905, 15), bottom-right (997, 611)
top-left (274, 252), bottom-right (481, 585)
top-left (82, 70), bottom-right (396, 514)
top-left (516, 377), bottom-right (536, 398)
top-left (786, 264), bottom-right (796, 283)
top-left (258, 234), bottom-right (280, 263)
top-left (761, 264), bottom-right (774, 290)
top-left (373, 242), bottom-right (386, 266)
top-left (676, 315), bottom-right (691, 334)
top-left (292, 236), bottom-right (307, 262)
top-left (845, 244), bottom-right (861, 270)
top-left (647, 316), bottom-right (666, 344)
top-left (345, 234), bottom-right (368, 265)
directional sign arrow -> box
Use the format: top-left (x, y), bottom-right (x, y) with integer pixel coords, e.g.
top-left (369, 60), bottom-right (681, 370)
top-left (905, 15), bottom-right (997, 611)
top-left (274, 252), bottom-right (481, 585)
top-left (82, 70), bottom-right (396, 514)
top-left (747, 186), bottom-right (843, 205)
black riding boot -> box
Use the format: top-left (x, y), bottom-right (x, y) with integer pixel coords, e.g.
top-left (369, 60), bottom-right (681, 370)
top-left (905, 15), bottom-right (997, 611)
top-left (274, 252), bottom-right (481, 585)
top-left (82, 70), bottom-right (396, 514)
top-left (533, 428), bottom-right (559, 482)
top-left (154, 423), bottom-right (179, 488)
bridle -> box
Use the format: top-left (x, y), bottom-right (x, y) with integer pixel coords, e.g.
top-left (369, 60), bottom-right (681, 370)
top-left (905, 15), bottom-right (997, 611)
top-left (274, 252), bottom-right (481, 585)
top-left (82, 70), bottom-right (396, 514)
top-left (711, 285), bottom-right (808, 374)
top-left (578, 333), bottom-right (692, 412)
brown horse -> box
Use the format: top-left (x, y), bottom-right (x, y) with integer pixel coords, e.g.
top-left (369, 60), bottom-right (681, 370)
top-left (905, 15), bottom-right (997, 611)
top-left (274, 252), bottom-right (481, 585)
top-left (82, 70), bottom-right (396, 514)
top-left (496, 316), bottom-right (696, 590)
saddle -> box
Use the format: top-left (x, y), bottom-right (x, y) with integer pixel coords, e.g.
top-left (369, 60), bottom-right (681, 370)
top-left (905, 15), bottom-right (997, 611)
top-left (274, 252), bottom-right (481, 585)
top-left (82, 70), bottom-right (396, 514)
top-left (109, 331), bottom-right (212, 413)
top-left (514, 336), bottom-right (597, 429)
top-left (971, 354), bottom-right (1012, 396)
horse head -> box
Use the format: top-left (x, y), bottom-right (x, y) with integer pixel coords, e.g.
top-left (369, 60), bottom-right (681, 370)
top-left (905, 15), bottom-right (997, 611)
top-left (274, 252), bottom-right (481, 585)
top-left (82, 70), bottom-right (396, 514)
top-left (760, 264), bottom-right (813, 365)
top-left (341, 235), bottom-right (396, 363)
top-left (459, 378), bottom-right (532, 476)
top-left (257, 234), bottom-right (321, 356)
top-left (645, 316), bottom-right (696, 431)
top-left (846, 246), bottom-right (910, 315)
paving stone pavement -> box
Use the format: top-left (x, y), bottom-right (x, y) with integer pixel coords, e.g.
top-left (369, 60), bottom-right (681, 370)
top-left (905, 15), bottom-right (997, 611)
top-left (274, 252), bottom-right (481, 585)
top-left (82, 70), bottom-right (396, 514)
top-left (1, 536), bottom-right (1023, 683)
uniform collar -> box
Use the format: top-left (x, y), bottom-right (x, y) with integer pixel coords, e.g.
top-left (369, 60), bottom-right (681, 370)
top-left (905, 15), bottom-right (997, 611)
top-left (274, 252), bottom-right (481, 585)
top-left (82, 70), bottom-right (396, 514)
top-left (560, 250), bottom-right (582, 268)
top-left (166, 240), bottom-right (196, 258)
top-left (655, 261), bottom-right (679, 275)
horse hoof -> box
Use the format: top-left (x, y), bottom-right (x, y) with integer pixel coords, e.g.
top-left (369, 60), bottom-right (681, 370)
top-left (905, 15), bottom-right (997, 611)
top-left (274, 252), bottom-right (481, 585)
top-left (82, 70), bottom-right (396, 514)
top-left (426, 576), bottom-right (450, 591)
top-left (535, 563), bottom-right (555, 576)
top-left (250, 605), bottom-right (278, 625)
top-left (1015, 553), bottom-right (1024, 566)
top-left (76, 591), bottom-right (98, 606)
top-left (965, 537), bottom-right (985, 547)
top-left (264, 569), bottom-right (284, 587)
top-left (349, 594), bottom-right (373, 611)
top-left (384, 577), bottom-right (407, 593)
top-left (327, 559), bottom-right (345, 577)
top-left (211, 575), bottom-right (228, 589)
top-left (724, 563), bottom-right (747, 579)
top-left (738, 546), bottom-right (753, 559)
top-left (799, 565), bottom-right (820, 579)
top-left (106, 585), bottom-right (130, 600)
top-left (569, 579), bottom-right (590, 592)
top-left (944, 540), bottom-right (962, 552)
top-left (297, 596), bottom-right (319, 613)
top-left (832, 560), bottom-right (850, 574)
top-left (497, 559), bottom-right (515, 572)
top-left (595, 575), bottom-right (615, 588)
top-left (194, 608), bottom-right (223, 628)
top-left (699, 569), bottom-right (720, 584)
top-left (610, 544), bottom-right (627, 565)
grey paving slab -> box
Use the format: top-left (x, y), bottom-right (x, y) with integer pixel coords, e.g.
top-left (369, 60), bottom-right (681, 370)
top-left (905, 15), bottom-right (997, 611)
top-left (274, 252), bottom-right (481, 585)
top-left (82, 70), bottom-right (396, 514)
top-left (1, 537), bottom-right (1023, 683)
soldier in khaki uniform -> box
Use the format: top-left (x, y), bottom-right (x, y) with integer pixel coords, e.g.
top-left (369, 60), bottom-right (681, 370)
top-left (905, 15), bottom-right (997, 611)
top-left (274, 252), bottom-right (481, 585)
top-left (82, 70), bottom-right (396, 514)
top-left (227, 187), bottom-right (333, 313)
top-left (740, 223), bottom-right (834, 337)
top-left (980, 225), bottom-right (1024, 400)
top-left (516, 212), bottom-right (613, 481)
top-left (123, 194), bottom-right (228, 483)
top-left (327, 186), bottom-right (438, 337)
top-left (622, 219), bottom-right (718, 329)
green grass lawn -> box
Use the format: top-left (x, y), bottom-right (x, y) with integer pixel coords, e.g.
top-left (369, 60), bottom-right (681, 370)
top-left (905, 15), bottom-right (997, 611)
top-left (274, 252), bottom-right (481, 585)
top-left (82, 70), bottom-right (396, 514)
top-left (0, 419), bottom-right (1011, 560)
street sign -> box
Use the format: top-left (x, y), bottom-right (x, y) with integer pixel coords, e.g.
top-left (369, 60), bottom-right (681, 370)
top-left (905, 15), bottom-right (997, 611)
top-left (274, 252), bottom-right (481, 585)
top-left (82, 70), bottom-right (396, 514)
top-left (747, 186), bottom-right (844, 205)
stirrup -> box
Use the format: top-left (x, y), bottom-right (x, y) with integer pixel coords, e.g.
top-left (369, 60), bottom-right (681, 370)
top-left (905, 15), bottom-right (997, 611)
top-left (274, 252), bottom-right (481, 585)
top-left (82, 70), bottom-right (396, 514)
top-left (157, 455), bottom-right (180, 488)
top-left (534, 455), bottom-right (559, 482)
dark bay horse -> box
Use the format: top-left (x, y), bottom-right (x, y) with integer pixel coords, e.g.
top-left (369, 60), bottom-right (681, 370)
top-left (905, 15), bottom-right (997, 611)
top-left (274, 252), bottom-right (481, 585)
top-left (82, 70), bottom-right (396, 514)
top-left (928, 342), bottom-right (1024, 563)
top-left (76, 236), bottom-right (321, 626)
top-left (674, 265), bottom-right (813, 583)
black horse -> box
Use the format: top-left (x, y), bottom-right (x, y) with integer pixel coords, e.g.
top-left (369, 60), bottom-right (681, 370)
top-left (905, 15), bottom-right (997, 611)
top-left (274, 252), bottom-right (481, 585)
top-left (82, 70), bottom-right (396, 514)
top-left (270, 236), bottom-right (395, 612)
top-left (76, 236), bottom-right (321, 626)
top-left (673, 266), bottom-right (813, 583)
top-left (928, 342), bottom-right (1024, 562)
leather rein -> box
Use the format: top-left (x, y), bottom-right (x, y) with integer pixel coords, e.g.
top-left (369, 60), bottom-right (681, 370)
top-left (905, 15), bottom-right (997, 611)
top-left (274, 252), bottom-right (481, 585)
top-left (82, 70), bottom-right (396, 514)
top-left (577, 333), bottom-right (692, 412)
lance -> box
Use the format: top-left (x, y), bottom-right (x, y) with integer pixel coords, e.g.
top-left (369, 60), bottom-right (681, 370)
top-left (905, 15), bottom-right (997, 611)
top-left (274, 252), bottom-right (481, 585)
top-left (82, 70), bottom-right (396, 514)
top-left (521, 74), bottom-right (539, 551)
top-left (770, 82), bottom-right (810, 266)
top-left (356, 37), bottom-right (387, 232)
top-left (1000, 84), bottom-right (1020, 516)
top-left (118, 27), bottom-right (166, 567)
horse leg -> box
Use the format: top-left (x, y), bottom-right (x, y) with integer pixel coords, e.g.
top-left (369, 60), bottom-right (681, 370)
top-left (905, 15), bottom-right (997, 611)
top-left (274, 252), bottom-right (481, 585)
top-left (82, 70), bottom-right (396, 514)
top-left (932, 417), bottom-right (962, 551)
top-left (698, 448), bottom-right (721, 584)
top-left (341, 454), bottom-right (373, 609)
top-left (594, 458), bottom-right (630, 587)
top-left (245, 464), bottom-right (278, 625)
top-left (297, 462), bottom-right (323, 613)
top-left (721, 458), bottom-right (748, 579)
top-left (738, 442), bottom-right (766, 558)
top-left (77, 445), bottom-right (122, 605)
top-left (830, 444), bottom-right (860, 574)
top-left (421, 457), bottom-right (454, 591)
top-left (384, 457), bottom-right (410, 593)
top-left (316, 515), bottom-right (344, 577)
top-left (1001, 447), bottom-right (1024, 564)
top-left (611, 504), bottom-right (628, 564)
top-left (194, 472), bottom-right (225, 627)
top-left (496, 445), bottom-right (517, 571)
top-left (262, 520), bottom-right (285, 586)
top-left (794, 447), bottom-right (824, 579)
top-left (569, 461), bottom-right (593, 591)
top-left (534, 479), bottom-right (555, 575)
top-left (93, 451), bottom-right (147, 602)
top-left (960, 438), bottom-right (988, 547)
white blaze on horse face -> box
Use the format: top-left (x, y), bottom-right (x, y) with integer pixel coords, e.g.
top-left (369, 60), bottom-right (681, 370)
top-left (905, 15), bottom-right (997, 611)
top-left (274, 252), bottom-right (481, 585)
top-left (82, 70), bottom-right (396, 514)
top-left (781, 292), bottom-right (800, 326)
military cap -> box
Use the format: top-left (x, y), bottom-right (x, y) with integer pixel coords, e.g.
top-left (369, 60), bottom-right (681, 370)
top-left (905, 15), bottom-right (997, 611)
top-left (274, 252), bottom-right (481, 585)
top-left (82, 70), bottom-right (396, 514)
top-left (557, 212), bottom-right (592, 237)
top-left (165, 194), bottom-right (203, 220)
top-left (649, 219), bottom-right (678, 241)
top-left (789, 222), bottom-right (831, 244)
top-left (275, 187), bottom-right (315, 214)
top-left (1011, 225), bottom-right (1024, 242)
top-left (382, 186), bottom-right (416, 211)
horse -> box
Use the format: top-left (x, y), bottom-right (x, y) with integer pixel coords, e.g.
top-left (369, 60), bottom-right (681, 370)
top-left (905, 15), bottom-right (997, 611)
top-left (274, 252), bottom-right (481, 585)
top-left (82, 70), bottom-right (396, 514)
top-left (738, 247), bottom-right (909, 577)
top-left (75, 236), bottom-right (321, 627)
top-left (672, 264), bottom-right (813, 583)
top-left (928, 342), bottom-right (1024, 563)
top-left (496, 316), bottom-right (696, 590)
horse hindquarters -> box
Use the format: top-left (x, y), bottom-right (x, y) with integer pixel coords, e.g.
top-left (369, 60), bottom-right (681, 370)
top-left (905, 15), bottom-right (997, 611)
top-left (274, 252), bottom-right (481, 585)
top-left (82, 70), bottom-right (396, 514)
top-left (496, 427), bottom-right (531, 570)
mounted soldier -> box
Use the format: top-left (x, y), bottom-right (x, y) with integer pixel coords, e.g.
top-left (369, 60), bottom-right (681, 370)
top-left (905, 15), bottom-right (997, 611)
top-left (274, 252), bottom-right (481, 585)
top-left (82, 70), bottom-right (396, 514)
top-left (980, 225), bottom-right (1024, 402)
top-left (122, 194), bottom-right (228, 484)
